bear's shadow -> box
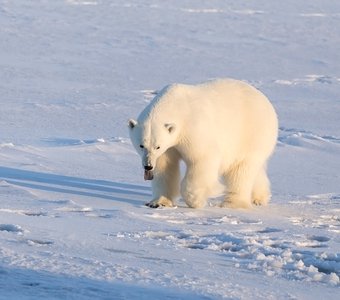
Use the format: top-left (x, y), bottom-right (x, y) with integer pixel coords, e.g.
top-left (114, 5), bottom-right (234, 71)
top-left (0, 166), bottom-right (150, 206)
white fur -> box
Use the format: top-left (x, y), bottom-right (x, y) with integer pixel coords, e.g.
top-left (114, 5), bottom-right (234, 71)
top-left (129, 79), bottom-right (278, 209)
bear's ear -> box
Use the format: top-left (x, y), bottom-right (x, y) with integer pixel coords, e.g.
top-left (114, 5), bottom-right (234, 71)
top-left (164, 123), bottom-right (176, 134)
top-left (128, 119), bottom-right (137, 129)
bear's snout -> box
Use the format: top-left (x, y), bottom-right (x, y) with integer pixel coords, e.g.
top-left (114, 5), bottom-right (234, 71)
top-left (144, 166), bottom-right (154, 180)
top-left (143, 164), bottom-right (154, 180)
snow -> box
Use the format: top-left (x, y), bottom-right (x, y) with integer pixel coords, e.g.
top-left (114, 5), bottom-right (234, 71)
top-left (0, 0), bottom-right (339, 299)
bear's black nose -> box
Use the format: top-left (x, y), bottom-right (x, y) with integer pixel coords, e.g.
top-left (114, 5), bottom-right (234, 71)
top-left (144, 165), bottom-right (153, 171)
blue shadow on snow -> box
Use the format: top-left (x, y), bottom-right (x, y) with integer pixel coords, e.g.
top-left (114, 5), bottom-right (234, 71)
top-left (0, 166), bottom-right (151, 205)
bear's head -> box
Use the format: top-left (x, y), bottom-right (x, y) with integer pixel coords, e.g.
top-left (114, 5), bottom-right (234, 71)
top-left (128, 119), bottom-right (177, 180)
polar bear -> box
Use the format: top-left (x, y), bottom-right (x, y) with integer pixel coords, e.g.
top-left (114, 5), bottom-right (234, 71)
top-left (128, 79), bottom-right (278, 209)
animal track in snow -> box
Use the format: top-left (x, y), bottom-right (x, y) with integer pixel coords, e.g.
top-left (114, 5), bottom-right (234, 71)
top-left (274, 74), bottom-right (340, 86)
top-left (181, 8), bottom-right (224, 14)
top-left (66, 1), bottom-right (98, 6)
top-left (278, 127), bottom-right (340, 151)
top-left (145, 211), bottom-right (263, 227)
top-left (294, 235), bottom-right (330, 249)
top-left (114, 201), bottom-right (340, 287)
top-left (26, 239), bottom-right (54, 246)
top-left (0, 208), bottom-right (47, 217)
top-left (55, 203), bottom-right (120, 219)
top-left (257, 227), bottom-right (282, 233)
top-left (288, 194), bottom-right (340, 233)
top-left (180, 7), bottom-right (265, 15)
top-left (299, 12), bottom-right (340, 18)
top-left (290, 214), bottom-right (340, 233)
top-left (0, 224), bottom-right (25, 234)
top-left (118, 229), bottom-right (339, 284)
top-left (139, 89), bottom-right (159, 104)
top-left (42, 137), bottom-right (128, 147)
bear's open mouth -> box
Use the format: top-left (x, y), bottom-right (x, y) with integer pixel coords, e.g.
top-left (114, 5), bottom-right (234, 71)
top-left (144, 170), bottom-right (154, 180)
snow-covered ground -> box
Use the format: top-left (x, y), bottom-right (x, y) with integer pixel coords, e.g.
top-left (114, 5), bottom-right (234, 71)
top-left (0, 0), bottom-right (339, 299)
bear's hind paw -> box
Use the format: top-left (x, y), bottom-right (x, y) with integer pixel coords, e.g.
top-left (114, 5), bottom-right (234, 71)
top-left (220, 199), bottom-right (252, 209)
top-left (252, 197), bottom-right (269, 206)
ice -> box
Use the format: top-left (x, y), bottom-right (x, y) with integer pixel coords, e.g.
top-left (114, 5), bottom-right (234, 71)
top-left (0, 0), bottom-right (339, 299)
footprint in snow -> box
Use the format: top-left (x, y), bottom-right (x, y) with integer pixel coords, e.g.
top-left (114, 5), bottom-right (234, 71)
top-left (274, 74), bottom-right (340, 86)
top-left (294, 235), bottom-right (330, 249)
top-left (140, 89), bottom-right (158, 102)
top-left (0, 224), bottom-right (24, 234)
top-left (290, 213), bottom-right (340, 233)
top-left (0, 208), bottom-right (47, 217)
top-left (26, 239), bottom-right (54, 246)
top-left (309, 235), bottom-right (330, 243)
top-left (257, 227), bottom-right (282, 233)
top-left (278, 127), bottom-right (340, 149)
top-left (23, 211), bottom-right (48, 217)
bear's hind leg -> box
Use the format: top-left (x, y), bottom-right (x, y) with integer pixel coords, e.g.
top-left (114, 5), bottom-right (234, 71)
top-left (146, 150), bottom-right (180, 208)
top-left (252, 167), bottom-right (271, 206)
top-left (221, 161), bottom-right (259, 209)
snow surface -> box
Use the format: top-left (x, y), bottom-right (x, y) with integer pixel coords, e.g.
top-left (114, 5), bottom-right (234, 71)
top-left (0, 0), bottom-right (339, 299)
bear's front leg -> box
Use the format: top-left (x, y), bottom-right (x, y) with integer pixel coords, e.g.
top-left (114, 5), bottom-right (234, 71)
top-left (145, 150), bottom-right (180, 208)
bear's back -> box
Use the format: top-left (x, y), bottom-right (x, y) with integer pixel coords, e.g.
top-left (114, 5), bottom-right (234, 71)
top-left (152, 79), bottom-right (264, 108)
top-left (138, 79), bottom-right (276, 135)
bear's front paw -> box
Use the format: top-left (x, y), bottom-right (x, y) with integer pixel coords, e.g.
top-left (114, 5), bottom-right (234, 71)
top-left (145, 196), bottom-right (174, 209)
top-left (145, 201), bottom-right (164, 208)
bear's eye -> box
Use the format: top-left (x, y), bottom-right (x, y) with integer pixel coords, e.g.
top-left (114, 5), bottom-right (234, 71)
top-left (156, 146), bottom-right (160, 150)
top-left (139, 145), bottom-right (144, 149)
